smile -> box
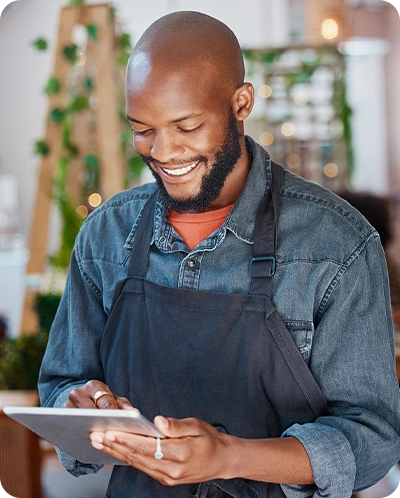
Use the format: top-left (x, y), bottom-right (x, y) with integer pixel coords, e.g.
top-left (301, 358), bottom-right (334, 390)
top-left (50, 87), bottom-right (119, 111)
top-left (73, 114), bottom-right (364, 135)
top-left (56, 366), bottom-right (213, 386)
top-left (161, 162), bottom-right (199, 177)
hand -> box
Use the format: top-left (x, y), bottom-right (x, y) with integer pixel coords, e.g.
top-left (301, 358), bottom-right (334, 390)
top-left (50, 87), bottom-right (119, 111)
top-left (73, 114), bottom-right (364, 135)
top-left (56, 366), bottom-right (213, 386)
top-left (90, 416), bottom-right (233, 485)
top-left (64, 379), bottom-right (136, 410)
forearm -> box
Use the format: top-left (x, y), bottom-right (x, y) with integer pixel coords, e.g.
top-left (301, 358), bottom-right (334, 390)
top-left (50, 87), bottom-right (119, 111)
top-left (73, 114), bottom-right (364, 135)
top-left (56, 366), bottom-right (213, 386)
top-left (225, 435), bottom-right (313, 484)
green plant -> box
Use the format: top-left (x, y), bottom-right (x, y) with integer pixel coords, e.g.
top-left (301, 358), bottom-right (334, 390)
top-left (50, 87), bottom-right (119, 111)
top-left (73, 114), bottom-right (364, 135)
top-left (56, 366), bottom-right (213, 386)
top-left (0, 331), bottom-right (49, 390)
top-left (34, 293), bottom-right (62, 332)
top-left (31, 5), bottom-right (146, 270)
top-left (0, 293), bottom-right (61, 390)
top-left (243, 45), bottom-right (353, 188)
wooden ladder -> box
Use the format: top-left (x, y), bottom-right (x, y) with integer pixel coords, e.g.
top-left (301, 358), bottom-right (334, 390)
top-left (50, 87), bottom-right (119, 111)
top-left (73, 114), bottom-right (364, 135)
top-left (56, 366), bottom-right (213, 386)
top-left (21, 3), bottom-right (126, 333)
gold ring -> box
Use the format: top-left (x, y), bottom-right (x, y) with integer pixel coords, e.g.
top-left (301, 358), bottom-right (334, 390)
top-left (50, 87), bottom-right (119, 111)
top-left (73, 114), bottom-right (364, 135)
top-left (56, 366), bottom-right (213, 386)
top-left (93, 390), bottom-right (113, 407)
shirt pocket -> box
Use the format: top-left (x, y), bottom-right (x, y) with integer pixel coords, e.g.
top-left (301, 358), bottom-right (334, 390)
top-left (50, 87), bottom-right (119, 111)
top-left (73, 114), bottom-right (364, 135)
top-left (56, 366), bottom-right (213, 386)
top-left (283, 320), bottom-right (314, 364)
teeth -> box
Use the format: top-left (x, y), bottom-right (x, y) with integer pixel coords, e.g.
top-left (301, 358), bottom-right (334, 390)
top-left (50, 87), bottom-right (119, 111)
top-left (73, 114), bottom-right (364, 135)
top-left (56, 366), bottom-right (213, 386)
top-left (162, 162), bottom-right (197, 176)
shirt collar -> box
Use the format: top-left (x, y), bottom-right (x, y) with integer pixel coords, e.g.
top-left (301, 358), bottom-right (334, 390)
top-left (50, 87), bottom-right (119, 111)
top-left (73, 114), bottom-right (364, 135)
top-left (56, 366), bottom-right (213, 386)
top-left (124, 136), bottom-right (272, 249)
top-left (224, 136), bottom-right (272, 243)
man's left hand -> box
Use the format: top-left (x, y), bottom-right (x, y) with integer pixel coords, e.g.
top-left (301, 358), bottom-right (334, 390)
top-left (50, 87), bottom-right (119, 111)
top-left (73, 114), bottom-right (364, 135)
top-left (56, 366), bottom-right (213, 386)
top-left (90, 416), bottom-right (234, 485)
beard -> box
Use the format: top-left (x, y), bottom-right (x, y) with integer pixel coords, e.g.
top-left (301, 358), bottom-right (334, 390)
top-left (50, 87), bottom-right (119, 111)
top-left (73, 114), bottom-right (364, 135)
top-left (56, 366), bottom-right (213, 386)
top-left (140, 108), bottom-right (242, 213)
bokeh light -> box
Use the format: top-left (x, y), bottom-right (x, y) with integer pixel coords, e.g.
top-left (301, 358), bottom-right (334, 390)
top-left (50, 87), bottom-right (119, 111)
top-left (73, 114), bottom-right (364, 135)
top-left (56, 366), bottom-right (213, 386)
top-left (258, 85), bottom-right (273, 99)
top-left (76, 205), bottom-right (89, 219)
top-left (323, 163), bottom-right (339, 178)
top-left (88, 193), bottom-right (102, 207)
top-left (286, 154), bottom-right (301, 169)
top-left (321, 19), bottom-right (339, 40)
top-left (281, 122), bottom-right (295, 137)
top-left (259, 132), bottom-right (274, 146)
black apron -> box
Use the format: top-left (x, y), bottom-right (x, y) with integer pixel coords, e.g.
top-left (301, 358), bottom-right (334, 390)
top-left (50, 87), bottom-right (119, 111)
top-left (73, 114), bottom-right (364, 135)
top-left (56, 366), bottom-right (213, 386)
top-left (100, 162), bottom-right (327, 498)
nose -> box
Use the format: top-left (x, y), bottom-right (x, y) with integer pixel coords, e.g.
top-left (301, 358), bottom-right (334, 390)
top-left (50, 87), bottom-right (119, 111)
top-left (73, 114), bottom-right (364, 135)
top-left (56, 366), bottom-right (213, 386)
top-left (150, 130), bottom-right (184, 163)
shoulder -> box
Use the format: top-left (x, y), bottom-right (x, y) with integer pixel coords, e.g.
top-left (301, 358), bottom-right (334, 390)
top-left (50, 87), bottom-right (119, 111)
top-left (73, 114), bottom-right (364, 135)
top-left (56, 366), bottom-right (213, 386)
top-left (83, 183), bottom-right (156, 228)
top-left (75, 182), bottom-right (158, 259)
top-left (279, 170), bottom-right (377, 264)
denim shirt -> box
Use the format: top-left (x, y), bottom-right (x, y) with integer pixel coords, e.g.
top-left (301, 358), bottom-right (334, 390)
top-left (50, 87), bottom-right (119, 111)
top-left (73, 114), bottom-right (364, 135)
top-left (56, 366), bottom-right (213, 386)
top-left (39, 137), bottom-right (400, 497)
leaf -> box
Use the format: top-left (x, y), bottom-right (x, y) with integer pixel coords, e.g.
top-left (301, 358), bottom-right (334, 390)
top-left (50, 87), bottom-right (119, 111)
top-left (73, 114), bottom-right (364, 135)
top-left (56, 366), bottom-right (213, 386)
top-left (50, 107), bottom-right (66, 123)
top-left (87, 24), bottom-right (97, 40)
top-left (69, 0), bottom-right (85, 5)
top-left (44, 77), bottom-right (61, 95)
top-left (63, 44), bottom-right (78, 63)
top-left (118, 33), bottom-right (132, 51)
top-left (84, 154), bottom-right (99, 170)
top-left (85, 77), bottom-right (93, 90)
top-left (31, 37), bottom-right (48, 51)
top-left (34, 140), bottom-right (50, 156)
top-left (65, 142), bottom-right (79, 157)
top-left (83, 155), bottom-right (100, 191)
top-left (127, 155), bottom-right (146, 184)
top-left (68, 95), bottom-right (90, 113)
top-left (117, 50), bottom-right (131, 67)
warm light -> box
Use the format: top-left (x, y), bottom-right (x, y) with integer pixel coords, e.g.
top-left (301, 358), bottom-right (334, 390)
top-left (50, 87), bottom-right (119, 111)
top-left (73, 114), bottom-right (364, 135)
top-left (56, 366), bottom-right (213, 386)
top-left (295, 92), bottom-right (309, 106)
top-left (76, 205), bottom-right (89, 219)
top-left (88, 193), bottom-right (102, 207)
top-left (286, 154), bottom-right (301, 169)
top-left (258, 85), bottom-right (272, 99)
top-left (259, 132), bottom-right (274, 146)
top-left (323, 163), bottom-right (339, 178)
top-left (78, 51), bottom-right (86, 66)
top-left (321, 19), bottom-right (339, 40)
top-left (281, 122), bottom-right (295, 137)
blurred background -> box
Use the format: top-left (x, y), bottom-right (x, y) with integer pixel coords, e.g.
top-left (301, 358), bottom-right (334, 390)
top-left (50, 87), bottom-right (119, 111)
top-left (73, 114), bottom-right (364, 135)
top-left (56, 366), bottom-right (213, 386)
top-left (0, 1), bottom-right (399, 497)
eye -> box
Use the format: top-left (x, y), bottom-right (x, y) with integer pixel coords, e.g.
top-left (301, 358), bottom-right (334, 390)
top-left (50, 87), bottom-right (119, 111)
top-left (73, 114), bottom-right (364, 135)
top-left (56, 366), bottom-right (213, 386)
top-left (132, 128), bottom-right (151, 137)
top-left (179, 123), bottom-right (203, 134)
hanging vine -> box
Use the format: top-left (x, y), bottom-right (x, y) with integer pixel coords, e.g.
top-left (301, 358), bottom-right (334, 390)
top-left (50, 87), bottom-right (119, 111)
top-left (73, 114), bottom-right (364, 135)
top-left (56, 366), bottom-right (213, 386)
top-left (32, 0), bottom-right (145, 269)
top-left (243, 45), bottom-right (353, 189)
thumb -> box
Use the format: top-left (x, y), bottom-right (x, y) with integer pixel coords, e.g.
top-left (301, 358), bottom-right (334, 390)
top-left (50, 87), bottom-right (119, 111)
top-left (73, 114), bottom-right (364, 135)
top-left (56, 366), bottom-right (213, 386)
top-left (154, 416), bottom-right (202, 438)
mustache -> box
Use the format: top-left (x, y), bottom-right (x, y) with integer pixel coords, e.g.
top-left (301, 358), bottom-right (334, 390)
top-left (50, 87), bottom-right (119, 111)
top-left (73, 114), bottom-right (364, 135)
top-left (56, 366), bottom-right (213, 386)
top-left (139, 154), bottom-right (207, 168)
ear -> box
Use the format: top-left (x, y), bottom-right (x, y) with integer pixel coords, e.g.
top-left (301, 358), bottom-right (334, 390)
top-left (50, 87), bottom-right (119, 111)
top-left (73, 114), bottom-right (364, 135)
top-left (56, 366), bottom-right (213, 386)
top-left (232, 83), bottom-right (254, 123)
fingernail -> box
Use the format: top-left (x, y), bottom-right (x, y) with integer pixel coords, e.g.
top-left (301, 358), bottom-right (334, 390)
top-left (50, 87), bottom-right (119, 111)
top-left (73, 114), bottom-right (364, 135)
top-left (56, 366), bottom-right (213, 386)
top-left (156, 416), bottom-right (169, 431)
top-left (90, 433), bottom-right (103, 444)
top-left (91, 441), bottom-right (103, 450)
top-left (105, 432), bottom-right (116, 442)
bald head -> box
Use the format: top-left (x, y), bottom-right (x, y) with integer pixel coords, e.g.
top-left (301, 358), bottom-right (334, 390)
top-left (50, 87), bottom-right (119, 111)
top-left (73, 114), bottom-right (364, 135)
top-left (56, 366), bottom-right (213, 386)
top-left (127, 11), bottom-right (245, 95)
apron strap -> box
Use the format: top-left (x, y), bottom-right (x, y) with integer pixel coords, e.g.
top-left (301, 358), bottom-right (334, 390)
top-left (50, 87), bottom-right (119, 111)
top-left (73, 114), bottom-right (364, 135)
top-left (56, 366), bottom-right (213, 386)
top-left (127, 190), bottom-right (158, 278)
top-left (128, 160), bottom-right (284, 288)
top-left (250, 161), bottom-right (284, 296)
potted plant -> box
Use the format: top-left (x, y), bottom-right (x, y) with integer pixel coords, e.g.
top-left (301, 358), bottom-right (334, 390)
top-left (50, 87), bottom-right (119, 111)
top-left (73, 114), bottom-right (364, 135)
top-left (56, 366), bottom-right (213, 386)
top-left (0, 292), bottom-right (61, 498)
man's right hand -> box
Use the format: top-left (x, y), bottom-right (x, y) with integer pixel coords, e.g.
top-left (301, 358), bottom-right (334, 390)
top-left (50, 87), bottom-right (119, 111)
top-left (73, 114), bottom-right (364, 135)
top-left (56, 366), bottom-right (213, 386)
top-left (64, 380), bottom-right (136, 410)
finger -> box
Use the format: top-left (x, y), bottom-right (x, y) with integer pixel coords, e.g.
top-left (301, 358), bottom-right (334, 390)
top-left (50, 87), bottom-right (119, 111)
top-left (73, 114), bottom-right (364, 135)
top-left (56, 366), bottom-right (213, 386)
top-left (84, 380), bottom-right (119, 409)
top-left (154, 416), bottom-right (203, 438)
top-left (91, 432), bottom-right (159, 463)
top-left (63, 381), bottom-right (121, 409)
top-left (93, 391), bottom-right (117, 409)
top-left (115, 396), bottom-right (138, 410)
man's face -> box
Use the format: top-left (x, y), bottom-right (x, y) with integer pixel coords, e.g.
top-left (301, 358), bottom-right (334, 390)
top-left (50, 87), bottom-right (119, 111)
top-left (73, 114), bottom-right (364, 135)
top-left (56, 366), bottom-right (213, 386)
top-left (125, 60), bottom-right (245, 212)
top-left (140, 109), bottom-right (241, 212)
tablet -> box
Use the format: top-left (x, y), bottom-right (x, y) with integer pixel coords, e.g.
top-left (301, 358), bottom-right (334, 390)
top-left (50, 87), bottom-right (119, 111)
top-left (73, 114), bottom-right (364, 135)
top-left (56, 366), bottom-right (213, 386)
top-left (3, 406), bottom-right (165, 465)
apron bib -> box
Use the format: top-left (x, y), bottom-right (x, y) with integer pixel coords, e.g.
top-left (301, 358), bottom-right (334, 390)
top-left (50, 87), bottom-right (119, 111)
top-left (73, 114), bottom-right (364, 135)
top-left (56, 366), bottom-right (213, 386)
top-left (100, 162), bottom-right (327, 498)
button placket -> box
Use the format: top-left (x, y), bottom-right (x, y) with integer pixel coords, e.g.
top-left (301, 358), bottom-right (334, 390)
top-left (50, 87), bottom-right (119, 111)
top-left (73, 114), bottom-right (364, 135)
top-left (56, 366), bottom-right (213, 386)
top-left (178, 253), bottom-right (202, 289)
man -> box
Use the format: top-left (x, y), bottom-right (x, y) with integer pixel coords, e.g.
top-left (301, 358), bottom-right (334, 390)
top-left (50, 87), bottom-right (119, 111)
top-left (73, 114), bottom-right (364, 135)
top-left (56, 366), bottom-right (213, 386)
top-left (39, 11), bottom-right (400, 498)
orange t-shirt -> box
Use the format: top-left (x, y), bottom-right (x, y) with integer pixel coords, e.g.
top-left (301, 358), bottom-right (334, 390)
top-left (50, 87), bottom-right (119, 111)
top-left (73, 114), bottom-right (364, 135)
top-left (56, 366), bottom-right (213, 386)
top-left (168, 204), bottom-right (234, 250)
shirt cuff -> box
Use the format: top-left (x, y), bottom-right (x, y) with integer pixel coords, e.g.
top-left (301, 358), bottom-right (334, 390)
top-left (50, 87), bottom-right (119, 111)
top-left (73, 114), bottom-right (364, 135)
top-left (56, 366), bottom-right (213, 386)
top-left (281, 423), bottom-right (356, 498)
top-left (53, 387), bottom-right (104, 477)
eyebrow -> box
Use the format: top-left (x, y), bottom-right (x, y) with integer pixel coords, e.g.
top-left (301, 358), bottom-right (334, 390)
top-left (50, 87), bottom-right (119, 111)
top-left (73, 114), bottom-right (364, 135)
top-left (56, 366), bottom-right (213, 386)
top-left (125, 113), bottom-right (202, 125)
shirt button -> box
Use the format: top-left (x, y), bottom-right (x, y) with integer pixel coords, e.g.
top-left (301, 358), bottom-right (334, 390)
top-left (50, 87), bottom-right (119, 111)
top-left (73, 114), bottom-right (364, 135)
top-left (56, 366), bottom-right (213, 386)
top-left (187, 259), bottom-right (196, 268)
top-left (159, 236), bottom-right (166, 244)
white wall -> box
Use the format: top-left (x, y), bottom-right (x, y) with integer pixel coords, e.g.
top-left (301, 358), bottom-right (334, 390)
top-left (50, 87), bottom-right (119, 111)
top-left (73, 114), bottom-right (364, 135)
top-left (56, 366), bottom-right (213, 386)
top-left (0, 0), bottom-right (291, 238)
top-left (344, 38), bottom-right (390, 194)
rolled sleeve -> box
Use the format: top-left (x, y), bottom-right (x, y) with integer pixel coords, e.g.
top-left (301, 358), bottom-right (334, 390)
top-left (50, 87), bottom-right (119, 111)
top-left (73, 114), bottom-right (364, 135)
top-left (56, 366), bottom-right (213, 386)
top-left (51, 387), bottom-right (103, 476)
top-left (38, 245), bottom-right (108, 476)
top-left (281, 235), bottom-right (400, 497)
top-left (281, 423), bottom-right (356, 497)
